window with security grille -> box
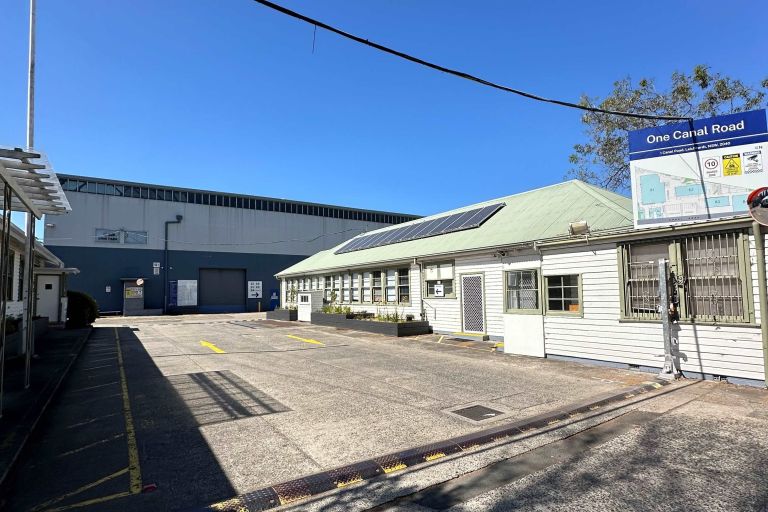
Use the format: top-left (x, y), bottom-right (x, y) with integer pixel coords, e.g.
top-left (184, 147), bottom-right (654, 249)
top-left (619, 231), bottom-right (752, 323)
top-left (681, 232), bottom-right (746, 322)
top-left (622, 242), bottom-right (667, 320)
top-left (505, 270), bottom-right (539, 311)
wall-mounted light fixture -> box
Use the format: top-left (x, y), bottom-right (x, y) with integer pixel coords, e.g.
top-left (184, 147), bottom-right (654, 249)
top-left (568, 220), bottom-right (590, 236)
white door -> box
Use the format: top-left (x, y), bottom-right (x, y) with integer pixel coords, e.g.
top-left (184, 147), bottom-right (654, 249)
top-left (36, 275), bottom-right (60, 321)
top-left (461, 274), bottom-right (486, 333)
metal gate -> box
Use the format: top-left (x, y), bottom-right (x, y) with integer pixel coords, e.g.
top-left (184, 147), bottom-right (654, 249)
top-left (461, 274), bottom-right (485, 333)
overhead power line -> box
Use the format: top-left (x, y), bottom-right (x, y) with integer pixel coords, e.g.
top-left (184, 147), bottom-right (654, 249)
top-left (251, 0), bottom-right (691, 122)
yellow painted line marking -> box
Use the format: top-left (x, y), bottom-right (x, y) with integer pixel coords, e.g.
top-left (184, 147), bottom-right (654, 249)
top-left (45, 491), bottom-right (132, 512)
top-left (425, 452), bottom-right (445, 461)
top-left (115, 328), bottom-right (143, 494)
top-left (437, 336), bottom-right (444, 344)
top-left (286, 334), bottom-right (324, 346)
top-left (30, 467), bottom-right (128, 511)
top-left (382, 462), bottom-right (407, 473)
top-left (277, 492), bottom-right (312, 506)
top-left (335, 475), bottom-right (363, 488)
top-left (200, 340), bottom-right (226, 353)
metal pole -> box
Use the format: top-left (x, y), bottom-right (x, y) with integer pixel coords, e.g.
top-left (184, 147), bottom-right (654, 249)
top-left (163, 216), bottom-right (182, 314)
top-left (753, 221), bottom-right (768, 388)
top-left (0, 186), bottom-right (12, 417)
top-left (26, 0), bottom-right (36, 151)
top-left (22, 0), bottom-right (38, 390)
top-left (23, 217), bottom-right (35, 389)
top-left (658, 257), bottom-right (680, 380)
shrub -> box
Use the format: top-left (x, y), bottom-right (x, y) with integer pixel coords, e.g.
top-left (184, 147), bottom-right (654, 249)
top-left (66, 290), bottom-right (98, 328)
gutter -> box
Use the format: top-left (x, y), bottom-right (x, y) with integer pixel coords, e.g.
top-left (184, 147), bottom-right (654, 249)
top-left (753, 221), bottom-right (768, 388)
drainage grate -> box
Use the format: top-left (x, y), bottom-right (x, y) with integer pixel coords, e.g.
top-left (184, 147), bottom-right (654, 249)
top-left (451, 405), bottom-right (504, 422)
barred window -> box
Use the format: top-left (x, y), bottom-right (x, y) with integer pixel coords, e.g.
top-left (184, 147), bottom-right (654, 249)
top-left (623, 243), bottom-right (667, 320)
top-left (682, 233), bottom-right (745, 321)
top-left (620, 231), bottom-right (751, 323)
top-left (505, 270), bottom-right (539, 311)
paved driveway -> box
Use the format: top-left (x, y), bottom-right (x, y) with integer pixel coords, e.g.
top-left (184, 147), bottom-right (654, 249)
top-left (4, 314), bottom-right (659, 511)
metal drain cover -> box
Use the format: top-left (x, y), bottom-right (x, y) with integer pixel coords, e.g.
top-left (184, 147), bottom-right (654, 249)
top-left (451, 405), bottom-right (504, 421)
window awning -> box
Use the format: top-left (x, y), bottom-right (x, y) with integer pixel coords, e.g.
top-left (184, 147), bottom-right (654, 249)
top-left (0, 146), bottom-right (71, 218)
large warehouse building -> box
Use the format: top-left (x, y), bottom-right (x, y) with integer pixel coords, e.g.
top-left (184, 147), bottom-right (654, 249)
top-left (45, 174), bottom-right (418, 315)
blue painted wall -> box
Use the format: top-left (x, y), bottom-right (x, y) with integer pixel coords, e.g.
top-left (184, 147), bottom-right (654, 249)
top-left (47, 245), bottom-right (305, 314)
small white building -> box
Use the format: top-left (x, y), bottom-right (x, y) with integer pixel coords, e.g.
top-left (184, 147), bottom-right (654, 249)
top-left (4, 222), bottom-right (76, 324)
top-left (276, 180), bottom-right (768, 386)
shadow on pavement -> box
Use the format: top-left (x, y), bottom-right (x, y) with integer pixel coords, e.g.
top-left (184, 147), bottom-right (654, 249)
top-left (2, 326), bottom-right (241, 511)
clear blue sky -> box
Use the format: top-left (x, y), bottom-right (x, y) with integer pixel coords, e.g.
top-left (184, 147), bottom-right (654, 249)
top-left (2, 0), bottom-right (766, 221)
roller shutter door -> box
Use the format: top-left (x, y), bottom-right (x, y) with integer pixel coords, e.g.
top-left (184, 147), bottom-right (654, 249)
top-left (199, 268), bottom-right (246, 313)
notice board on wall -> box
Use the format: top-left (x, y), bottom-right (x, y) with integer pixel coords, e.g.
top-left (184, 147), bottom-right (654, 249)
top-left (177, 280), bottom-right (198, 306)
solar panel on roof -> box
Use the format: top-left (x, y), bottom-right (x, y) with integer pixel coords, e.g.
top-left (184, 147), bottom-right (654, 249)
top-left (335, 202), bottom-right (505, 254)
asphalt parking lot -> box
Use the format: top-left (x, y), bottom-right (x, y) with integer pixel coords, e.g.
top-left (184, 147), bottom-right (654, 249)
top-left (3, 314), bottom-right (767, 511)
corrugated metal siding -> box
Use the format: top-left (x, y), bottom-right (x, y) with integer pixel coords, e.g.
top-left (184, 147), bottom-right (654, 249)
top-left (542, 242), bottom-right (766, 381)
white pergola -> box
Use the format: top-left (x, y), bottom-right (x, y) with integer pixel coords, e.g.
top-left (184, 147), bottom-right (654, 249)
top-left (0, 145), bottom-right (71, 415)
top-left (0, 146), bottom-right (70, 218)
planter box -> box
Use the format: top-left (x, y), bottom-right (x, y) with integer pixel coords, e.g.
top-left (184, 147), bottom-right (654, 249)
top-left (310, 312), bottom-right (431, 337)
top-left (266, 309), bottom-right (298, 321)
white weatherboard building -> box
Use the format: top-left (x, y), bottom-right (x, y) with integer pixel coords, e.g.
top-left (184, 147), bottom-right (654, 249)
top-left (277, 180), bottom-right (768, 386)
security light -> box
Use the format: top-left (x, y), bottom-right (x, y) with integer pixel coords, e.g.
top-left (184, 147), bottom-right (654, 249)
top-left (568, 220), bottom-right (590, 236)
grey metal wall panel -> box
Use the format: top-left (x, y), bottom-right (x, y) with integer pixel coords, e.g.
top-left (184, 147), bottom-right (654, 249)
top-left (44, 192), bottom-right (394, 256)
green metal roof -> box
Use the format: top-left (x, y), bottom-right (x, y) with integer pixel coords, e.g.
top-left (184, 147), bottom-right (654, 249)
top-left (277, 180), bottom-right (633, 276)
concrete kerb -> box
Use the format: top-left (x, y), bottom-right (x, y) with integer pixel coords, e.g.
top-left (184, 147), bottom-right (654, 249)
top-left (0, 327), bottom-right (92, 488)
top-left (192, 379), bottom-right (671, 512)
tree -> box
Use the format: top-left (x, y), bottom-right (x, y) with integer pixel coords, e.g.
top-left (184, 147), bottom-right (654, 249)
top-left (568, 65), bottom-right (768, 191)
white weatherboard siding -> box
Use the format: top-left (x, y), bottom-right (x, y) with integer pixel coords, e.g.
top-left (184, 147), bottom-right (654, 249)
top-left (423, 254), bottom-right (505, 336)
top-left (542, 242), bottom-right (766, 382)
